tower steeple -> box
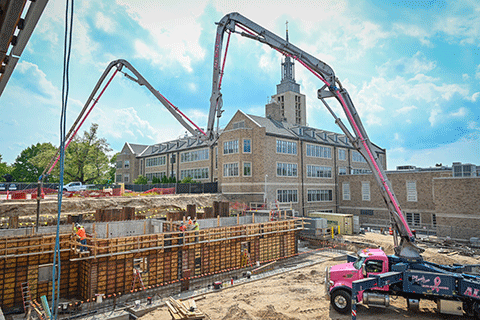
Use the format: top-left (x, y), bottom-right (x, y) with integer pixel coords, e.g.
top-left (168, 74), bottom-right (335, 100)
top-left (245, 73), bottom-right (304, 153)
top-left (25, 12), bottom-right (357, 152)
top-left (277, 21), bottom-right (300, 95)
top-left (266, 21), bottom-right (306, 126)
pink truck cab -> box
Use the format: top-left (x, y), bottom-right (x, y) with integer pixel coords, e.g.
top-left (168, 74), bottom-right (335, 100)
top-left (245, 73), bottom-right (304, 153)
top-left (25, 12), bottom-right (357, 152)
top-left (325, 248), bottom-right (390, 314)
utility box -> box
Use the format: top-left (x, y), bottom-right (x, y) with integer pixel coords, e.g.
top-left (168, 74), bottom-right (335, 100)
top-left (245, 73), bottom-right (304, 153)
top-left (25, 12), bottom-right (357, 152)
top-left (308, 212), bottom-right (354, 235)
top-left (437, 300), bottom-right (463, 316)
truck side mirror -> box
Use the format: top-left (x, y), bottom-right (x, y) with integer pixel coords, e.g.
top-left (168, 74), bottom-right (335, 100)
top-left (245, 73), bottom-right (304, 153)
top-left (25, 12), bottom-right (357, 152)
top-left (362, 264), bottom-right (367, 277)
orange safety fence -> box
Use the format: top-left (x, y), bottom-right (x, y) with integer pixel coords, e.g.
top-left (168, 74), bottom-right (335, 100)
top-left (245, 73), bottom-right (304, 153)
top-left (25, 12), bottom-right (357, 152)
top-left (142, 187), bottom-right (175, 195)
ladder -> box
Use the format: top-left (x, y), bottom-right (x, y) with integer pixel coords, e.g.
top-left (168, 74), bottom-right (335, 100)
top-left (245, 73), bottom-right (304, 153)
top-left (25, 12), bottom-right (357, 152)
top-left (131, 268), bottom-right (146, 291)
top-left (21, 282), bottom-right (31, 313)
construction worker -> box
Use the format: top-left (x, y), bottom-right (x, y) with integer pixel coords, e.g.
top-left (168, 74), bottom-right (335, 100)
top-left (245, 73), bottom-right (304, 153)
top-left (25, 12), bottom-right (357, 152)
top-left (75, 223), bottom-right (87, 252)
top-left (179, 222), bottom-right (186, 245)
top-left (179, 221), bottom-right (187, 232)
top-left (193, 219), bottom-right (199, 242)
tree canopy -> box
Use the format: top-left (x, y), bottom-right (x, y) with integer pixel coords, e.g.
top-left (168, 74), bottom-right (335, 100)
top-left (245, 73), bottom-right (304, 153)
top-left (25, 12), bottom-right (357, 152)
top-left (4, 123), bottom-right (114, 183)
top-left (64, 123), bottom-right (112, 184)
top-left (10, 143), bottom-right (57, 182)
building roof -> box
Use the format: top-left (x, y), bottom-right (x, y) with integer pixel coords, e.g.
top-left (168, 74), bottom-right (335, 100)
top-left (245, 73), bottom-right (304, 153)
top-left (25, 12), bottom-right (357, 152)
top-left (127, 143), bottom-right (149, 155)
top-left (139, 136), bottom-right (209, 158)
top-left (247, 113), bottom-right (356, 149)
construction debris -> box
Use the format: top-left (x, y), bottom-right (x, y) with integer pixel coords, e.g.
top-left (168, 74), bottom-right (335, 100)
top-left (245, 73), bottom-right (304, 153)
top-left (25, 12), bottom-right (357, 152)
top-left (166, 297), bottom-right (205, 320)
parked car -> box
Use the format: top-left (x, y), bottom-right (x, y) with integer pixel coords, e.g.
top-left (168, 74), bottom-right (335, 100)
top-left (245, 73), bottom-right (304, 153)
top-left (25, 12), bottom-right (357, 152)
top-left (8, 184), bottom-right (17, 191)
top-left (0, 183), bottom-right (5, 191)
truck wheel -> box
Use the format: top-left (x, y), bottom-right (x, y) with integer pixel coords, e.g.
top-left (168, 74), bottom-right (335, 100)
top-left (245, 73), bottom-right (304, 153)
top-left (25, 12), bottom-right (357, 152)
top-left (63, 188), bottom-right (67, 192)
top-left (331, 289), bottom-right (351, 314)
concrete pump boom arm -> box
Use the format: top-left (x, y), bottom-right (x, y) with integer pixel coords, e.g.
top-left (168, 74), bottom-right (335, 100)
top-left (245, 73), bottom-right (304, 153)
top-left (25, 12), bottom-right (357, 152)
top-left (208, 12), bottom-right (422, 259)
top-left (41, 59), bottom-right (205, 180)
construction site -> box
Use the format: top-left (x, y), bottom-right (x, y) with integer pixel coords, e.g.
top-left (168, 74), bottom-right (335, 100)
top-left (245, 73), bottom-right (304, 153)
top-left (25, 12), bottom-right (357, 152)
top-left (1, 194), bottom-right (480, 320)
top-left (1, 2), bottom-right (480, 320)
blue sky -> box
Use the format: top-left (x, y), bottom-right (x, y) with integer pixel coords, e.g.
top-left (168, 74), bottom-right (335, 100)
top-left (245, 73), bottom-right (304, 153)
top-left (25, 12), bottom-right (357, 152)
top-left (1, 0), bottom-right (479, 170)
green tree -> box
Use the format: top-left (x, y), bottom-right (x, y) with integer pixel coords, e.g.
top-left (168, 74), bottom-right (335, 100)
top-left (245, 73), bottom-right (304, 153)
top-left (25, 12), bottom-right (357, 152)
top-left (151, 176), bottom-right (161, 184)
top-left (0, 154), bottom-right (12, 182)
top-left (64, 123), bottom-right (112, 184)
top-left (11, 143), bottom-right (57, 182)
top-left (134, 175), bottom-right (148, 184)
top-left (103, 152), bottom-right (118, 185)
top-left (180, 176), bottom-right (196, 184)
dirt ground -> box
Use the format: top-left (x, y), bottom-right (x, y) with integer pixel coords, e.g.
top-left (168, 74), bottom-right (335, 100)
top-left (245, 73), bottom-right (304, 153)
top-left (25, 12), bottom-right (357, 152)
top-left (0, 193), bottom-right (225, 223)
top-left (140, 232), bottom-right (480, 320)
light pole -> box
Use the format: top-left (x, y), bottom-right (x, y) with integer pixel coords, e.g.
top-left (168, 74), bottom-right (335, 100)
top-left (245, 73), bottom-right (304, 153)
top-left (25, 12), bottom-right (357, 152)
top-left (264, 174), bottom-right (268, 206)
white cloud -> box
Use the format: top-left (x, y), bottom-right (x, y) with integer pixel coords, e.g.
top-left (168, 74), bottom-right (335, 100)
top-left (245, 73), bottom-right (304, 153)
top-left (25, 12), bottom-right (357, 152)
top-left (387, 132), bottom-right (480, 169)
top-left (395, 105), bottom-right (417, 114)
top-left (95, 12), bottom-right (116, 33)
top-left (467, 92), bottom-right (480, 102)
top-left (378, 52), bottom-right (436, 76)
top-left (429, 109), bottom-right (441, 126)
top-left (449, 107), bottom-right (467, 117)
top-left (117, 0), bottom-right (207, 73)
top-left (393, 23), bottom-right (432, 46)
top-left (476, 65), bottom-right (480, 80)
top-left (463, 73), bottom-right (470, 81)
top-left (16, 61), bottom-right (60, 103)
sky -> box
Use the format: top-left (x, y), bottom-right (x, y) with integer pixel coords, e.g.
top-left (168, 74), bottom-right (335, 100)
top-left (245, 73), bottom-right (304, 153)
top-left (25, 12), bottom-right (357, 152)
top-left (0, 0), bottom-right (479, 170)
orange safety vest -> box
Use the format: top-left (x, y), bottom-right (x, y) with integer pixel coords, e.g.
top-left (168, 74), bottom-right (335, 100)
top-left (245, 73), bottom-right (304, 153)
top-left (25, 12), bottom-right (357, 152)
top-left (76, 227), bottom-right (86, 240)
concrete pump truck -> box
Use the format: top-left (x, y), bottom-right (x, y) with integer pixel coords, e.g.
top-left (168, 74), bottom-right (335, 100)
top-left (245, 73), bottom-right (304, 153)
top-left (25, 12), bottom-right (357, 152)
top-left (208, 12), bottom-right (480, 319)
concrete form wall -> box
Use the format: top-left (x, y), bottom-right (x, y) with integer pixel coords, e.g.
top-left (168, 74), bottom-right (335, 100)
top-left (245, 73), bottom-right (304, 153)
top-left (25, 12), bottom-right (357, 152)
top-left (0, 219), bottom-right (298, 311)
top-left (0, 234), bottom-right (77, 312)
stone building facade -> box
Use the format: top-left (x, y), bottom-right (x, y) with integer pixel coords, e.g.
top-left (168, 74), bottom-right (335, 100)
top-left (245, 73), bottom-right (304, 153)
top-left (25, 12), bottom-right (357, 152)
top-left (337, 167), bottom-right (480, 239)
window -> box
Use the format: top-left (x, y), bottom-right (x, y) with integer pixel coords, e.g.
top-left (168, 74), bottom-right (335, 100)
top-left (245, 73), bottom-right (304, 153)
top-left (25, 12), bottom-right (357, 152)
top-left (124, 160), bottom-right (130, 169)
top-left (339, 167), bottom-right (347, 175)
top-left (338, 149), bottom-right (346, 161)
top-left (180, 168), bottom-right (209, 180)
top-left (406, 212), bottom-right (421, 227)
top-left (365, 260), bottom-right (383, 273)
top-left (243, 162), bottom-right (252, 176)
top-left (351, 168), bottom-right (371, 175)
top-left (243, 139), bottom-right (251, 153)
top-left (352, 151), bottom-right (367, 163)
top-left (124, 174), bottom-right (129, 183)
top-left (223, 163), bottom-right (239, 177)
top-left (146, 156), bottom-right (166, 167)
top-left (116, 174), bottom-right (122, 183)
top-left (306, 144), bottom-right (331, 158)
top-left (116, 161), bottom-right (123, 169)
top-left (146, 172), bottom-right (167, 181)
top-left (360, 209), bottom-right (374, 215)
top-left (276, 139), bottom-right (297, 154)
top-left (232, 121), bottom-right (245, 129)
top-left (406, 181), bottom-right (417, 202)
top-left (342, 183), bottom-right (350, 200)
top-left (180, 149), bottom-right (209, 163)
top-left (215, 147), bottom-right (218, 169)
top-left (277, 189), bottom-right (298, 203)
top-left (306, 165), bottom-right (332, 178)
top-left (362, 181), bottom-right (370, 201)
top-left (307, 189), bottom-right (332, 202)
top-left (223, 140), bottom-right (239, 154)
top-left (276, 163), bottom-right (298, 177)
top-left (432, 213), bottom-right (437, 228)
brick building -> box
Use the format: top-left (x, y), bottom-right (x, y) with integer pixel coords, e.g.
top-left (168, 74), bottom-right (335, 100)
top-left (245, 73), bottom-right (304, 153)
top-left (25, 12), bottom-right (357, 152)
top-left (115, 37), bottom-right (479, 239)
top-left (338, 166), bottom-right (480, 239)
top-left (116, 47), bottom-right (384, 216)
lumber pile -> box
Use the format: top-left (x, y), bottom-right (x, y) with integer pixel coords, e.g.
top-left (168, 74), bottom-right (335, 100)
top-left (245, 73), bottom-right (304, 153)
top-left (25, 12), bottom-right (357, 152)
top-left (166, 297), bottom-right (205, 320)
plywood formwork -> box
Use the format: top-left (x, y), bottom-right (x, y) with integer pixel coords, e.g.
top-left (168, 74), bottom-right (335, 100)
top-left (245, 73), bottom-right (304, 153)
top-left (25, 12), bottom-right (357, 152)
top-left (0, 218), bottom-right (302, 312)
top-left (0, 234), bottom-right (78, 311)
